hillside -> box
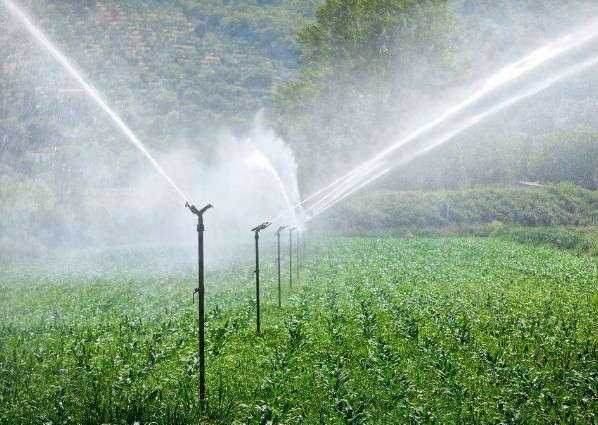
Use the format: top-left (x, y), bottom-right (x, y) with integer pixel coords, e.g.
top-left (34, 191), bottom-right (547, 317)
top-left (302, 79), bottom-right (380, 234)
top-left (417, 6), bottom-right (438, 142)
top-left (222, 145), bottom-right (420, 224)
top-left (1, 0), bottom-right (597, 254)
top-left (2, 0), bottom-right (596, 178)
top-left (0, 0), bottom-right (320, 161)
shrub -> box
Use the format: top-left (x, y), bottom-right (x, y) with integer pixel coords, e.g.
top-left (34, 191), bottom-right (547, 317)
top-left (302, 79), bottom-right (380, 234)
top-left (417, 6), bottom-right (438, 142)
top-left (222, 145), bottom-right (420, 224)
top-left (322, 183), bottom-right (598, 230)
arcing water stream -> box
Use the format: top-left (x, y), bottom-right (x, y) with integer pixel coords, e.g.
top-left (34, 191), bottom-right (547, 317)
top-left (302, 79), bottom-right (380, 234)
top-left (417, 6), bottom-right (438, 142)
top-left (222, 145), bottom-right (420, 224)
top-left (393, 56), bottom-right (598, 171)
top-left (2, 0), bottom-right (190, 204)
top-left (244, 150), bottom-right (299, 226)
top-left (301, 54), bottom-right (598, 224)
top-left (282, 18), bottom-right (598, 225)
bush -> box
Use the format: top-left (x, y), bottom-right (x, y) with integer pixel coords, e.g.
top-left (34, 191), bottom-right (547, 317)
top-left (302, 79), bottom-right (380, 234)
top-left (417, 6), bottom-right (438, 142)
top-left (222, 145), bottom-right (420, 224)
top-left (321, 183), bottom-right (598, 231)
top-left (505, 227), bottom-right (598, 254)
top-left (529, 127), bottom-right (598, 189)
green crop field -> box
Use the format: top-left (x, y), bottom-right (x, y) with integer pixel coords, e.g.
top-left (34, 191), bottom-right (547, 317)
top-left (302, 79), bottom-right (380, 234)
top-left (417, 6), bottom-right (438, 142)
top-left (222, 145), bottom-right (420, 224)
top-left (1, 237), bottom-right (597, 424)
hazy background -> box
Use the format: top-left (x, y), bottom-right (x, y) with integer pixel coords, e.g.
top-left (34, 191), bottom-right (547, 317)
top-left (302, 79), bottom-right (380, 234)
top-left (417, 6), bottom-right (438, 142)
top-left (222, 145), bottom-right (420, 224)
top-left (1, 0), bottom-right (597, 259)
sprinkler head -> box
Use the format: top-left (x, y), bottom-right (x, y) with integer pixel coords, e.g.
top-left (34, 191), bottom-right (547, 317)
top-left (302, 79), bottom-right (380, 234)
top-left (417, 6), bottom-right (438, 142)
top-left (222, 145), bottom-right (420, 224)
top-left (275, 225), bottom-right (288, 236)
top-left (186, 202), bottom-right (213, 217)
top-left (289, 227), bottom-right (297, 233)
top-left (251, 222), bottom-right (271, 233)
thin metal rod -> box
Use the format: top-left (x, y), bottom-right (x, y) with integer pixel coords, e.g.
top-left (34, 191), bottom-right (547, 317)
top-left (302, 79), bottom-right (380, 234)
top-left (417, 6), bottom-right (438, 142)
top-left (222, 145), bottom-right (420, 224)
top-left (187, 202), bottom-right (212, 410)
top-left (274, 225), bottom-right (286, 308)
top-left (303, 230), bottom-right (307, 268)
top-left (289, 229), bottom-right (294, 289)
top-left (296, 232), bottom-right (300, 280)
top-left (197, 214), bottom-right (205, 408)
top-left (250, 222), bottom-right (270, 335)
top-left (255, 230), bottom-right (261, 334)
top-left (277, 232), bottom-right (281, 308)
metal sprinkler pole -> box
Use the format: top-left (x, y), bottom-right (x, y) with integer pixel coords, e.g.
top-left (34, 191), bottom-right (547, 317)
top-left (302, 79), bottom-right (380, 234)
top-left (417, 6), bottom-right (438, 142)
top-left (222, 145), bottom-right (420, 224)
top-left (185, 202), bottom-right (213, 409)
top-left (252, 222), bottom-right (271, 334)
top-left (296, 231), bottom-right (300, 280)
top-left (303, 228), bottom-right (307, 268)
top-left (289, 227), bottom-right (296, 288)
top-left (275, 226), bottom-right (287, 308)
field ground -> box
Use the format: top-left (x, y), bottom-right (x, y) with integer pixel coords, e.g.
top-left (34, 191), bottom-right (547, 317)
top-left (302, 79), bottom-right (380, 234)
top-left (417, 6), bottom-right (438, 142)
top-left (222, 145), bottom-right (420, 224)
top-left (1, 236), bottom-right (597, 424)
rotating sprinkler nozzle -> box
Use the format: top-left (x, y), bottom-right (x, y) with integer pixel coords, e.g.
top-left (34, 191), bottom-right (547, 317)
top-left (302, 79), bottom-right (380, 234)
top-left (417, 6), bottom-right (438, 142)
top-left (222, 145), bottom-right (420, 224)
top-left (186, 201), bottom-right (213, 217)
top-left (275, 226), bottom-right (288, 309)
top-left (186, 201), bottom-right (213, 409)
top-left (251, 222), bottom-right (271, 232)
top-left (251, 222), bottom-right (271, 334)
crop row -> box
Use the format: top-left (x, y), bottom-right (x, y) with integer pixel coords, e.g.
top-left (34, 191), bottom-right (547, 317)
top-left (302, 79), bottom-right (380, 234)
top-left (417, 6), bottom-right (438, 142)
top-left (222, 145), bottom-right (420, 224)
top-left (1, 237), bottom-right (597, 423)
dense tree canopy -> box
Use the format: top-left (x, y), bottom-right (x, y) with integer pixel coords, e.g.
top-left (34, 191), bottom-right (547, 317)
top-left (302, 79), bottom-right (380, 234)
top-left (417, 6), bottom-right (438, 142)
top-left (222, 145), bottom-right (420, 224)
top-left (275, 0), bottom-right (466, 187)
top-left (273, 0), bottom-right (597, 192)
top-left (530, 128), bottom-right (598, 190)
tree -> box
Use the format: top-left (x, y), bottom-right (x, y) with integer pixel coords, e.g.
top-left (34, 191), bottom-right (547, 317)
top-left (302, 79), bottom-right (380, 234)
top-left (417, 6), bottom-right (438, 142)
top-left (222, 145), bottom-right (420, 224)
top-left (295, 0), bottom-right (462, 80)
top-left (530, 127), bottom-right (598, 190)
top-left (274, 0), bottom-right (465, 188)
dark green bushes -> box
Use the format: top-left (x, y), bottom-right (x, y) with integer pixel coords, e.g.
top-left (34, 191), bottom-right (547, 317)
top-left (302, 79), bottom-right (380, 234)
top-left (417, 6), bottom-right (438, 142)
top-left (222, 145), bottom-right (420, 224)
top-left (501, 226), bottom-right (598, 256)
top-left (323, 183), bottom-right (598, 231)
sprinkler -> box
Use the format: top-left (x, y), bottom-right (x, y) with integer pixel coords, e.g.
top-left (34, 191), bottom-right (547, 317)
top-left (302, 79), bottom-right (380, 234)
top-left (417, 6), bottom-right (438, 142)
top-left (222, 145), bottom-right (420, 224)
top-left (296, 230), bottom-right (300, 280)
top-left (289, 227), bottom-right (296, 288)
top-left (252, 221), bottom-right (271, 334)
top-left (302, 228), bottom-right (308, 268)
top-left (275, 225), bottom-right (287, 308)
top-left (186, 201), bottom-right (213, 408)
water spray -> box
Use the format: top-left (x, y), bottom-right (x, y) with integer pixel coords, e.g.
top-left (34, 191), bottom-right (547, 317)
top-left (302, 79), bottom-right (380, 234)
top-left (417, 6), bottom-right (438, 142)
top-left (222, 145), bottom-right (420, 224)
top-left (267, 19), bottom-right (598, 227)
top-left (275, 225), bottom-right (287, 308)
top-left (3, 0), bottom-right (189, 203)
top-left (303, 168), bottom-right (392, 224)
top-left (301, 54), bottom-right (598, 221)
top-left (251, 222), bottom-right (271, 334)
top-left (186, 202), bottom-right (213, 408)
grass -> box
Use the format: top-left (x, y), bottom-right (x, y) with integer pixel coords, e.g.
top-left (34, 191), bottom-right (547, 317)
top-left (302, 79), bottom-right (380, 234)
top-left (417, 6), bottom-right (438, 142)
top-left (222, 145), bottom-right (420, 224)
top-left (1, 237), bottom-right (597, 423)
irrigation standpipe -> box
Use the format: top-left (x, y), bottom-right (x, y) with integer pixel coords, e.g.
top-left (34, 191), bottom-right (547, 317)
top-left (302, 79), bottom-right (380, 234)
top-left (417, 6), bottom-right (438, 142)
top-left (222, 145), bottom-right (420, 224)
top-left (186, 202), bottom-right (213, 409)
top-left (275, 226), bottom-right (287, 309)
top-left (296, 230), bottom-right (300, 281)
top-left (252, 222), bottom-right (271, 334)
top-left (289, 227), bottom-right (296, 289)
top-left (302, 228), bottom-right (307, 269)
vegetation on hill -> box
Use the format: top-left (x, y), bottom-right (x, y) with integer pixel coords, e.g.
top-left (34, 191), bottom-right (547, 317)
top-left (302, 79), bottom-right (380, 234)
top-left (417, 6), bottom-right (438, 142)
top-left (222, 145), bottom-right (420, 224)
top-left (320, 182), bottom-right (598, 232)
top-left (274, 0), bottom-right (465, 180)
top-left (0, 0), bottom-right (597, 253)
top-left (1, 0), bottom-right (320, 155)
top-left (273, 0), bottom-right (598, 190)
top-left (2, 0), bottom-right (596, 183)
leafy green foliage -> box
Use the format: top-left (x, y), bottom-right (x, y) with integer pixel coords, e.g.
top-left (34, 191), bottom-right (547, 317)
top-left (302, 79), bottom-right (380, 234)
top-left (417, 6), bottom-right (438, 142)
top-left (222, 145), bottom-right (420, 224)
top-left (503, 226), bottom-right (598, 256)
top-left (0, 0), bottom-right (319, 166)
top-left (530, 127), bottom-right (598, 190)
top-left (274, 0), bottom-right (597, 190)
top-left (322, 183), bottom-right (598, 233)
top-left (275, 0), bottom-right (466, 184)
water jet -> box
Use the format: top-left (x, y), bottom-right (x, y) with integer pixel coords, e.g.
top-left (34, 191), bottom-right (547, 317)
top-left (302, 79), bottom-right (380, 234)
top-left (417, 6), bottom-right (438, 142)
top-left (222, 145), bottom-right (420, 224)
top-left (2, 0), bottom-right (189, 203)
top-left (272, 20), bottom-right (598, 225)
